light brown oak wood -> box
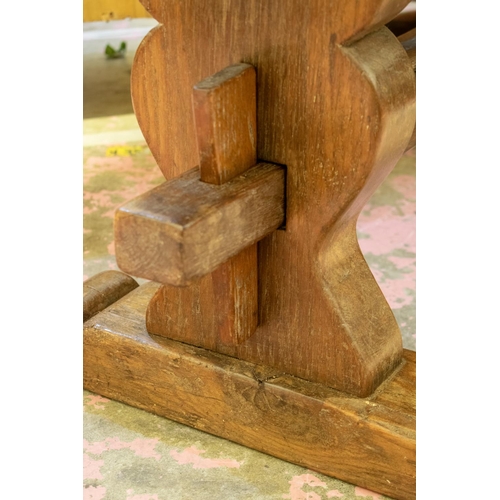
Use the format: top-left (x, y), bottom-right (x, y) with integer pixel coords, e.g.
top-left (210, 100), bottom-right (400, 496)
top-left (209, 244), bottom-right (258, 345)
top-left (193, 63), bottom-right (259, 344)
top-left (84, 281), bottom-right (416, 500)
top-left (129, 0), bottom-right (416, 397)
top-left (114, 163), bottom-right (285, 286)
top-left (193, 63), bottom-right (257, 185)
top-left (85, 2), bottom-right (417, 495)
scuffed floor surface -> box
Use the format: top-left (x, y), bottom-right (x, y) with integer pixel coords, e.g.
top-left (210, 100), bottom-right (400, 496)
top-left (83, 111), bottom-right (415, 500)
top-left (357, 153), bottom-right (416, 351)
top-left (84, 391), bottom-right (401, 500)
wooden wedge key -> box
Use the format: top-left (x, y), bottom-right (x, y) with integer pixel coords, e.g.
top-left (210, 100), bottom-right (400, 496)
top-left (115, 63), bottom-right (285, 345)
top-left (193, 64), bottom-right (257, 185)
top-left (193, 63), bottom-right (258, 345)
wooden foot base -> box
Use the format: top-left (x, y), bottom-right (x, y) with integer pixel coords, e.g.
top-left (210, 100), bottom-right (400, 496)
top-left (84, 281), bottom-right (415, 500)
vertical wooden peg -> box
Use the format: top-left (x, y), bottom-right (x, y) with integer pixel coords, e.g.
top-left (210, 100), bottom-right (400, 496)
top-left (193, 63), bottom-right (257, 184)
top-left (192, 63), bottom-right (258, 345)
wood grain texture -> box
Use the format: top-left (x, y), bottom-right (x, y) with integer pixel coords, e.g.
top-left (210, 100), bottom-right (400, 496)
top-left (83, 271), bottom-right (138, 322)
top-left (84, 283), bottom-right (416, 500)
top-left (193, 63), bottom-right (257, 185)
top-left (115, 163), bottom-right (285, 286)
top-left (130, 0), bottom-right (416, 397)
top-left (193, 63), bottom-right (258, 344)
top-left (210, 244), bottom-right (258, 344)
top-left (131, 0), bottom-right (412, 182)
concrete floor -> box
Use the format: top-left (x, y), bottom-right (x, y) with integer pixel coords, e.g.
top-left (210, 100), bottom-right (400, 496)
top-left (83, 19), bottom-right (157, 118)
top-left (83, 19), bottom-right (415, 500)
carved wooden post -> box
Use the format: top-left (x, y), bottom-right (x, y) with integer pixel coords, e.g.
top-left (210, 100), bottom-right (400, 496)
top-left (84, 1), bottom-right (416, 498)
top-left (118, 0), bottom-right (415, 397)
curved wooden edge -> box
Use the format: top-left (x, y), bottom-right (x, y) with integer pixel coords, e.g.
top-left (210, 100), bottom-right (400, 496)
top-left (131, 2), bottom-right (415, 182)
top-left (313, 27), bottom-right (416, 395)
top-left (83, 271), bottom-right (139, 322)
top-left (140, 0), bottom-right (412, 46)
top-left (128, 3), bottom-right (416, 398)
top-left (398, 28), bottom-right (416, 151)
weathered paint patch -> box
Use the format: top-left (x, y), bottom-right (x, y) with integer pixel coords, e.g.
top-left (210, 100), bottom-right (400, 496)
top-left (84, 437), bottom-right (161, 460)
top-left (83, 453), bottom-right (104, 480)
top-left (354, 486), bottom-right (383, 499)
top-left (84, 190), bottom-right (125, 218)
top-left (83, 143), bottom-right (164, 261)
top-left (387, 254), bottom-right (415, 270)
top-left (363, 270), bottom-right (414, 311)
top-left (283, 473), bottom-right (344, 500)
top-left (356, 156), bottom-right (416, 350)
top-left (84, 394), bottom-right (110, 409)
top-left (83, 116), bottom-right (415, 498)
top-left (357, 210), bottom-right (415, 256)
top-left (326, 491), bottom-right (344, 498)
top-left (83, 485), bottom-right (106, 500)
top-left (170, 445), bottom-right (241, 469)
top-left (391, 173), bottom-right (416, 200)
